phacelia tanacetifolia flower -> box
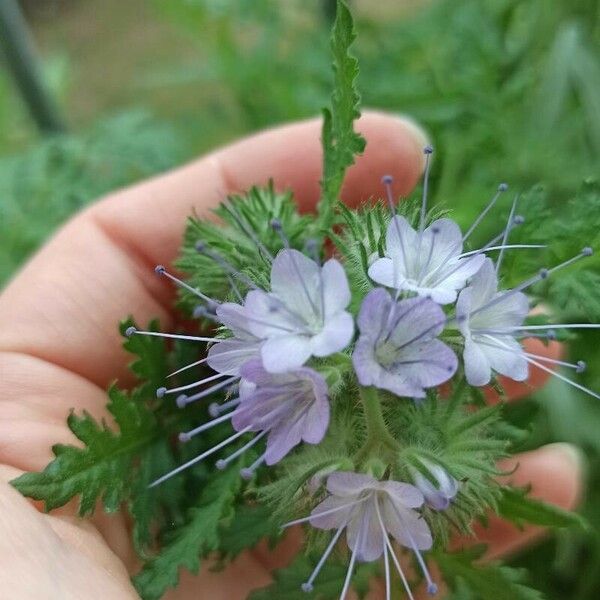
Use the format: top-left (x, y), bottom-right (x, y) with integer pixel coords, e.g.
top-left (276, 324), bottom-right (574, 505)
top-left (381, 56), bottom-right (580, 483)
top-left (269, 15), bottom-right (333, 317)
top-left (352, 289), bottom-right (458, 398)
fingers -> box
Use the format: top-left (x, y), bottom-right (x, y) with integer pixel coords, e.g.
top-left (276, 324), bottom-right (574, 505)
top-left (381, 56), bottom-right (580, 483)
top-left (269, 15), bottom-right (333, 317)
top-left (0, 112), bottom-right (427, 388)
top-left (453, 443), bottom-right (583, 559)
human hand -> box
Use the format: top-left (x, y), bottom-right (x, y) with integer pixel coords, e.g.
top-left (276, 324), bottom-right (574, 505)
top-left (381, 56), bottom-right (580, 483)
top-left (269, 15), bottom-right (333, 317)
top-left (0, 112), bottom-right (582, 599)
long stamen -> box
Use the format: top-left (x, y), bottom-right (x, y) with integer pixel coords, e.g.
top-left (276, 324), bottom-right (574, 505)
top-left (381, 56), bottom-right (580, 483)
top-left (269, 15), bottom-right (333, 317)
top-left (523, 352), bottom-right (586, 373)
top-left (417, 225), bottom-right (440, 283)
top-left (301, 524), bottom-right (346, 593)
top-left (157, 372), bottom-right (227, 398)
top-left (479, 214), bottom-right (525, 251)
top-left (467, 248), bottom-right (593, 319)
top-left (383, 534), bottom-right (391, 600)
top-left (271, 219), bottom-right (321, 318)
top-left (496, 194), bottom-right (519, 273)
top-left (178, 409), bottom-right (237, 443)
top-left (459, 244), bottom-right (546, 258)
top-left (209, 396), bottom-right (241, 417)
top-left (282, 497), bottom-right (366, 529)
top-left (149, 426), bottom-right (251, 488)
top-left (154, 265), bottom-right (220, 306)
top-left (196, 241), bottom-right (259, 290)
top-left (216, 430), bottom-right (268, 470)
top-left (390, 503), bottom-right (437, 595)
top-left (240, 453), bottom-right (267, 480)
top-left (125, 327), bottom-right (215, 343)
top-left (419, 146), bottom-right (434, 235)
top-left (375, 499), bottom-right (414, 600)
top-left (498, 324), bottom-right (600, 331)
top-left (176, 376), bottom-right (238, 408)
top-left (167, 356), bottom-right (209, 378)
top-left (477, 336), bottom-right (600, 400)
top-left (462, 183), bottom-right (508, 242)
top-left (382, 175), bottom-right (408, 289)
top-left (339, 512), bottom-right (363, 600)
top-left (192, 305), bottom-right (220, 323)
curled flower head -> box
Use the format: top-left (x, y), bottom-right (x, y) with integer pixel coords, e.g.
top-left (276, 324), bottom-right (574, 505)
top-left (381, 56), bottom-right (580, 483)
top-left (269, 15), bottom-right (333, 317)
top-left (368, 216), bottom-right (486, 304)
top-left (411, 461), bottom-right (460, 511)
top-left (456, 258), bottom-right (529, 386)
top-left (232, 359), bottom-right (330, 466)
top-left (353, 289), bottom-right (458, 398)
top-left (243, 248), bottom-right (354, 373)
top-left (286, 471), bottom-right (437, 598)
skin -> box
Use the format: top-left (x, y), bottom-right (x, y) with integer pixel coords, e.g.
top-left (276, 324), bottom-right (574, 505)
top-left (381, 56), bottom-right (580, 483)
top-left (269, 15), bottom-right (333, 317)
top-left (0, 112), bottom-right (582, 599)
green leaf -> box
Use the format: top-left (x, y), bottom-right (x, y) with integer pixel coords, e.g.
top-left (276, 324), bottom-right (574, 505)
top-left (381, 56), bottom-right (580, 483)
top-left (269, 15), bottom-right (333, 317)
top-left (318, 0), bottom-right (366, 226)
top-left (11, 385), bottom-right (157, 515)
top-left (218, 503), bottom-right (281, 561)
top-left (133, 467), bottom-right (241, 600)
top-left (437, 546), bottom-right (545, 600)
top-left (249, 553), bottom-right (378, 600)
top-left (497, 487), bottom-right (588, 531)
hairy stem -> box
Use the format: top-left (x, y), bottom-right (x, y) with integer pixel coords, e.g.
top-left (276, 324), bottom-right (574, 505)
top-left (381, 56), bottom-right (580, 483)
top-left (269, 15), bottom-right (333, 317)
top-left (358, 386), bottom-right (399, 458)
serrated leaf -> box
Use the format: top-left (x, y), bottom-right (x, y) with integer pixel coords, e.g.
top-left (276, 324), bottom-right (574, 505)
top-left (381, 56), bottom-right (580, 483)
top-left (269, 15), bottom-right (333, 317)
top-left (218, 503), bottom-right (281, 561)
top-left (437, 546), bottom-right (545, 600)
top-left (497, 487), bottom-right (588, 531)
top-left (133, 467), bottom-right (241, 600)
top-left (249, 553), bottom-right (378, 600)
top-left (12, 385), bottom-right (157, 515)
top-left (318, 0), bottom-right (366, 226)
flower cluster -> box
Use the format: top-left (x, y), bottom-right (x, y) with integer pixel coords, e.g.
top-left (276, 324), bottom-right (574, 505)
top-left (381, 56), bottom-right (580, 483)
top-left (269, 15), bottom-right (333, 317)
top-left (125, 147), bottom-right (597, 598)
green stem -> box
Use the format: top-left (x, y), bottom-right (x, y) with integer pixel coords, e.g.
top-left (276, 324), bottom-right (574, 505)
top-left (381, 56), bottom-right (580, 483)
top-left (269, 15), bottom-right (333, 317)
top-left (358, 386), bottom-right (398, 455)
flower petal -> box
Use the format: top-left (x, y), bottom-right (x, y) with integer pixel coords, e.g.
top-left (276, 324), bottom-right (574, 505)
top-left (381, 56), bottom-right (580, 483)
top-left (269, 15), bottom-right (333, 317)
top-left (386, 216), bottom-right (419, 272)
top-left (270, 249), bottom-right (322, 321)
top-left (309, 496), bottom-right (356, 530)
top-left (326, 471), bottom-right (378, 497)
top-left (207, 339), bottom-right (261, 376)
top-left (310, 311), bottom-right (354, 356)
top-left (380, 481), bottom-right (424, 509)
top-left (368, 257), bottom-right (397, 288)
top-left (463, 338), bottom-right (492, 386)
top-left (321, 258), bottom-right (351, 317)
top-left (383, 499), bottom-right (433, 551)
top-left (260, 335), bottom-right (312, 373)
top-left (479, 335), bottom-right (529, 381)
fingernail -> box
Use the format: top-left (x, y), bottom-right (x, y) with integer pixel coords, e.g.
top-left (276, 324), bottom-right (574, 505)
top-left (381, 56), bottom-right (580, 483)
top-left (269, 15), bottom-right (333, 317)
top-left (544, 442), bottom-right (586, 476)
top-left (396, 114), bottom-right (431, 155)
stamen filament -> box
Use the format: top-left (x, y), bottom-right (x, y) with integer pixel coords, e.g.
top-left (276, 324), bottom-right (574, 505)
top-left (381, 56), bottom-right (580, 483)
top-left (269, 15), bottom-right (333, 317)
top-left (223, 203), bottom-right (274, 261)
top-left (154, 265), bottom-right (219, 305)
top-left (522, 352), bottom-right (585, 372)
top-left (177, 376), bottom-right (238, 407)
top-left (419, 146), bottom-right (434, 235)
top-left (496, 194), bottom-right (518, 273)
top-left (339, 513), bottom-right (363, 600)
top-left (375, 499), bottom-right (414, 600)
top-left (282, 497), bottom-right (366, 529)
top-left (459, 244), bottom-right (546, 258)
top-left (383, 534), bottom-right (391, 600)
top-left (162, 372), bottom-right (227, 396)
top-left (209, 397), bottom-right (241, 417)
top-left (301, 523), bottom-right (346, 593)
top-left (125, 328), bottom-right (214, 343)
top-left (216, 430), bottom-right (268, 470)
top-left (382, 176), bottom-right (408, 288)
top-left (167, 356), bottom-right (209, 379)
top-left (462, 183), bottom-right (508, 242)
top-left (241, 453), bottom-right (267, 480)
top-left (178, 409), bottom-right (237, 442)
top-left (149, 426), bottom-right (251, 488)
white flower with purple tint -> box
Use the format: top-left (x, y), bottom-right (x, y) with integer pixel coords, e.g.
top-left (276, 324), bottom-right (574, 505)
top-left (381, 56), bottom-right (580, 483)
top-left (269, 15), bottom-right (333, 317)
top-left (456, 258), bottom-right (529, 386)
top-left (352, 289), bottom-right (458, 398)
top-left (242, 248), bottom-right (354, 373)
top-left (284, 471), bottom-right (437, 598)
top-left (232, 359), bottom-right (330, 466)
top-left (411, 462), bottom-right (459, 511)
top-left (368, 216), bottom-right (486, 305)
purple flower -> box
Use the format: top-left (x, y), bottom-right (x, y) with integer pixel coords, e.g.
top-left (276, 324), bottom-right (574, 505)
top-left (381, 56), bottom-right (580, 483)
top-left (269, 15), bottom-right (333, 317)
top-left (411, 462), bottom-right (459, 511)
top-left (242, 249), bottom-right (354, 373)
top-left (206, 302), bottom-right (263, 376)
top-left (368, 216), bottom-right (485, 305)
top-left (285, 471), bottom-right (437, 598)
top-left (456, 258), bottom-right (529, 386)
top-left (232, 359), bottom-right (330, 465)
top-left (352, 289), bottom-right (458, 398)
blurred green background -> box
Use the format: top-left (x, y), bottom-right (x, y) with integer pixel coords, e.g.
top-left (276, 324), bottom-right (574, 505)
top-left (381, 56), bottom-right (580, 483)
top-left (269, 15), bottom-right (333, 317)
top-left (1, 0), bottom-right (599, 597)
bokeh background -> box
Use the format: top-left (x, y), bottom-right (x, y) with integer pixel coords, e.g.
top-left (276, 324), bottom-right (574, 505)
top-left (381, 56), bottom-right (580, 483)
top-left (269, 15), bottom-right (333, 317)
top-left (1, 0), bottom-right (599, 597)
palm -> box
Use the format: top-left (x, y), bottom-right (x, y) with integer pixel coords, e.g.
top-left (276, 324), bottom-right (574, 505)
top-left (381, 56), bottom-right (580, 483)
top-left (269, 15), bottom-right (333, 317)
top-left (0, 113), bottom-right (580, 599)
